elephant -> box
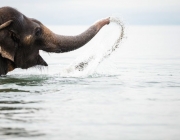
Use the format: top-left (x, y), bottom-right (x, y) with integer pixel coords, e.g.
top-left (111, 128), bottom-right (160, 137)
top-left (0, 6), bottom-right (110, 76)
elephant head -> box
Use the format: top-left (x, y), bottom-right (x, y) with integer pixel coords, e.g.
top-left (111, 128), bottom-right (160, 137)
top-left (0, 7), bottom-right (110, 75)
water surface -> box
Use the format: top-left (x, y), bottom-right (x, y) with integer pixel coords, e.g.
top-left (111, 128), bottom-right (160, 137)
top-left (0, 25), bottom-right (180, 140)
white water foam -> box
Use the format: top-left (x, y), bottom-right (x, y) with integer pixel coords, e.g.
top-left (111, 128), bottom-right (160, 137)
top-left (60, 17), bottom-right (124, 77)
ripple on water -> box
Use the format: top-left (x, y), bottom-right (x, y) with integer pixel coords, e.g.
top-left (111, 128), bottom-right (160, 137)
top-left (0, 75), bottom-right (49, 86)
top-left (0, 88), bottom-right (29, 93)
top-left (0, 127), bottom-right (45, 137)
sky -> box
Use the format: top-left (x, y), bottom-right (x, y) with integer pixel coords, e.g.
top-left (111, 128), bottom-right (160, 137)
top-left (0, 0), bottom-right (180, 25)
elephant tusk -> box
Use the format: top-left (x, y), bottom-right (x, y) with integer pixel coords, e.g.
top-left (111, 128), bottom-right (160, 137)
top-left (0, 20), bottom-right (13, 30)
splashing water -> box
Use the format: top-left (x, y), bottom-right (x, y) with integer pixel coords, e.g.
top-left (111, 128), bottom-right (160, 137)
top-left (60, 17), bottom-right (124, 77)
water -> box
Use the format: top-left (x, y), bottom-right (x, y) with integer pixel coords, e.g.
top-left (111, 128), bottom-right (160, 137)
top-left (0, 23), bottom-right (180, 140)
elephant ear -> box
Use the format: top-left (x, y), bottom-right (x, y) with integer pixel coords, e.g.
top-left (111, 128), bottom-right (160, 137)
top-left (0, 20), bottom-right (16, 62)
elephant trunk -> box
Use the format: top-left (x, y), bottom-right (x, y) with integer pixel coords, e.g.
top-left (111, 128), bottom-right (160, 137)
top-left (43, 17), bottom-right (110, 53)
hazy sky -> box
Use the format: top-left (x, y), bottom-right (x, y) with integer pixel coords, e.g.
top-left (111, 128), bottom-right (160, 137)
top-left (0, 0), bottom-right (180, 25)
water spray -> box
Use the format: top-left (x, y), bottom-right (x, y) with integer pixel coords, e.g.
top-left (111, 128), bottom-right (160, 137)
top-left (61, 17), bottom-right (125, 76)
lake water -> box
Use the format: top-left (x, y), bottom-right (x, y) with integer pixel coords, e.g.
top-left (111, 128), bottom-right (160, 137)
top-left (0, 24), bottom-right (180, 140)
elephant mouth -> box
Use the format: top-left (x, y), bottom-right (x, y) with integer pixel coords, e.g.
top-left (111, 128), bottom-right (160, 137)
top-left (37, 54), bottom-right (48, 67)
top-left (13, 52), bottom-right (48, 69)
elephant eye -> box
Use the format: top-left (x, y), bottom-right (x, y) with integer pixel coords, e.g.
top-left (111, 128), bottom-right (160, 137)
top-left (35, 28), bottom-right (42, 36)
